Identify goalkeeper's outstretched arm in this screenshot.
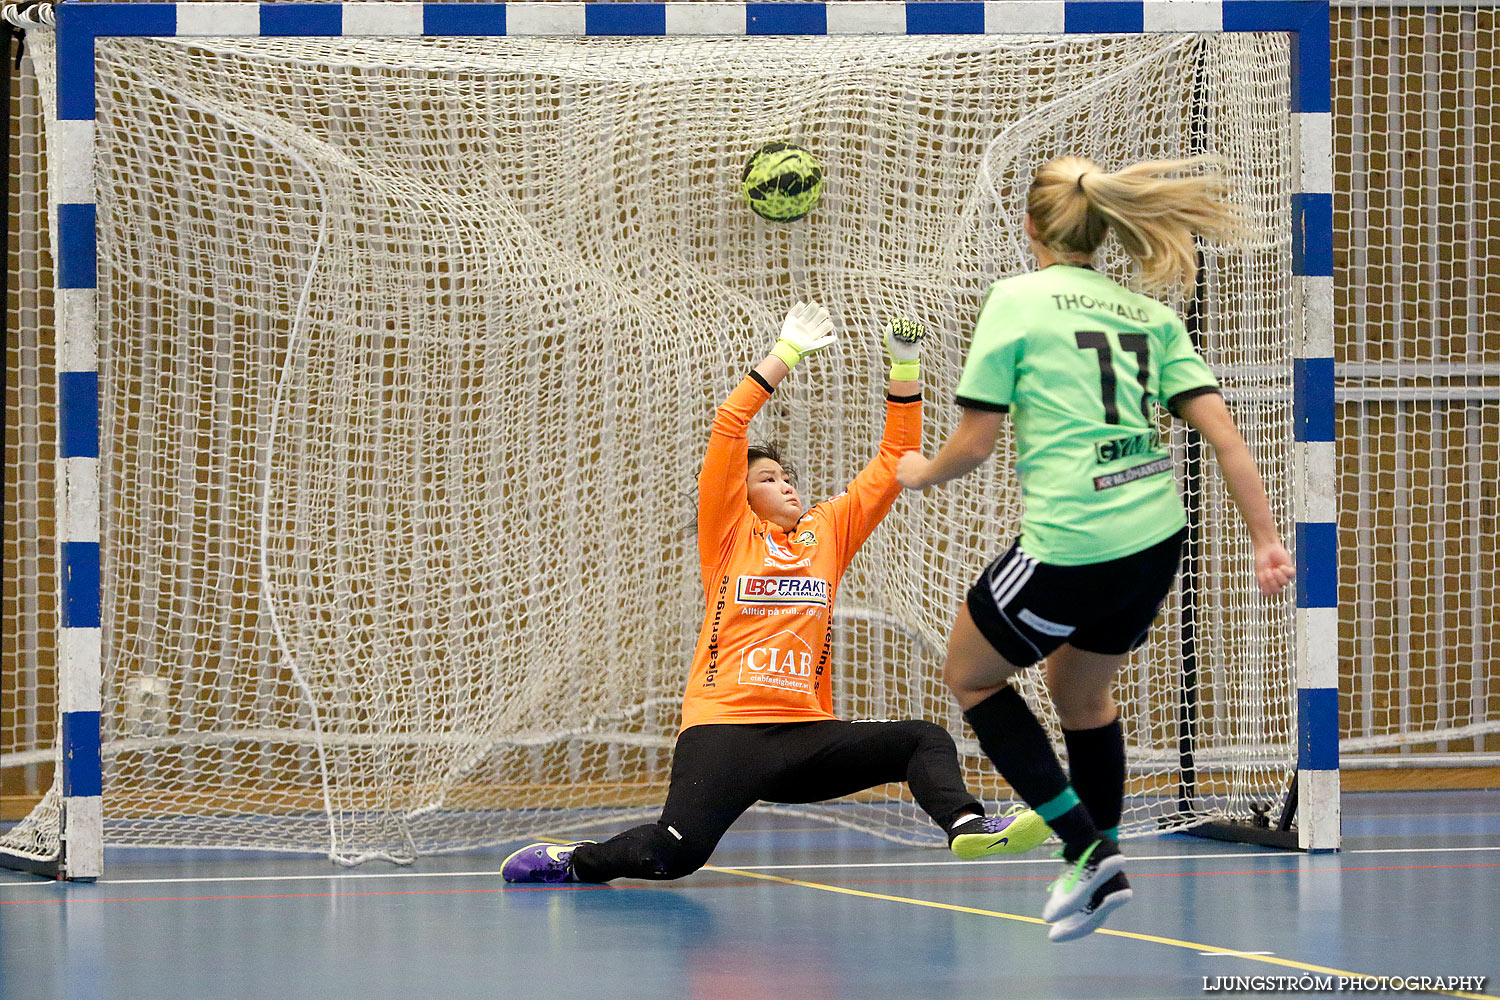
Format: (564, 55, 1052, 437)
(884, 317, 925, 396)
(698, 301, 837, 557)
(818, 318, 929, 562)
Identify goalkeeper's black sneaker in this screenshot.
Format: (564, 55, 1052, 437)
(948, 806, 1051, 859)
(1048, 872, 1132, 942)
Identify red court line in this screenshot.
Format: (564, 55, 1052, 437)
(0, 883, 612, 905)
(3, 861, 1495, 906)
(1136, 862, 1500, 877)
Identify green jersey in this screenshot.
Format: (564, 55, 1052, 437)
(955, 264, 1219, 565)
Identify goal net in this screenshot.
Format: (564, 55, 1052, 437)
(5, 23, 1295, 865)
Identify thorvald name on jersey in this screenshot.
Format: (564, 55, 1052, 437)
(1051, 293, 1150, 323)
(736, 575, 830, 607)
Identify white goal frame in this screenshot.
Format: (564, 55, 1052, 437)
(7, 0, 1338, 880)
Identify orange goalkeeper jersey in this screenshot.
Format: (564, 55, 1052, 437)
(679, 372, 921, 732)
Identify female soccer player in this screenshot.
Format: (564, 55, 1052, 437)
(895, 156, 1296, 942)
(502, 301, 1048, 885)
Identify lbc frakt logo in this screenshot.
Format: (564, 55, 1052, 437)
(736, 575, 830, 607)
(739, 630, 816, 693)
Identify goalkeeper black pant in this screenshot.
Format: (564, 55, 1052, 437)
(569, 719, 981, 883)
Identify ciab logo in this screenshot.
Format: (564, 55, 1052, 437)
(738, 629, 816, 692)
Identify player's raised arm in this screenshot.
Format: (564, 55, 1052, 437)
(895, 407, 1005, 491)
(1176, 392, 1295, 597)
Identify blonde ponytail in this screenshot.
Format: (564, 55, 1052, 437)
(1026, 155, 1242, 294)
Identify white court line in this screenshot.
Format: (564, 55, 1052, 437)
(0, 869, 513, 889)
(1319, 845, 1500, 859)
(711, 843, 1500, 872)
(1, 844, 1497, 891)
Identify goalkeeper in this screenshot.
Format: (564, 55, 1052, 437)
(503, 301, 1049, 885)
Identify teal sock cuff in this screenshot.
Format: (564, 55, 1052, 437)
(1036, 787, 1082, 823)
(1101, 827, 1119, 842)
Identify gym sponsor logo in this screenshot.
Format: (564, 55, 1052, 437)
(736, 575, 829, 607)
(1093, 456, 1172, 491)
(1201, 975, 1487, 993)
(1095, 430, 1161, 465)
(739, 630, 816, 693)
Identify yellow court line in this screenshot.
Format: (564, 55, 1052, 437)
(705, 865, 1496, 1000)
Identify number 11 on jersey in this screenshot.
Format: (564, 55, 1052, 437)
(1075, 330, 1151, 424)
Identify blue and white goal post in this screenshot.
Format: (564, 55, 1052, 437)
(8, 0, 1338, 880)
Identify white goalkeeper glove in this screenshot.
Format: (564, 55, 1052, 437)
(885, 318, 928, 381)
(771, 300, 837, 370)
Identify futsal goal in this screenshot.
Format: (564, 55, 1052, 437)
(3, 0, 1339, 878)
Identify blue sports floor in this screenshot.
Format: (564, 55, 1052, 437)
(2, 790, 1496, 1000)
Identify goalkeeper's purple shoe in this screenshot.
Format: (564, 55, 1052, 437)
(948, 806, 1052, 859)
(501, 841, 594, 883)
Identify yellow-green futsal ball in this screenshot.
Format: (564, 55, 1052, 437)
(741, 141, 824, 222)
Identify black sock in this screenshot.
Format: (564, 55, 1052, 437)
(963, 687, 1106, 860)
(1063, 716, 1126, 837)
(963, 686, 1070, 806)
(1044, 804, 1111, 862)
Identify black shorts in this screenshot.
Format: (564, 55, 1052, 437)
(965, 527, 1187, 666)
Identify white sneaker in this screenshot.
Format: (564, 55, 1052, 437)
(1041, 840, 1126, 923)
(1048, 873, 1132, 942)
